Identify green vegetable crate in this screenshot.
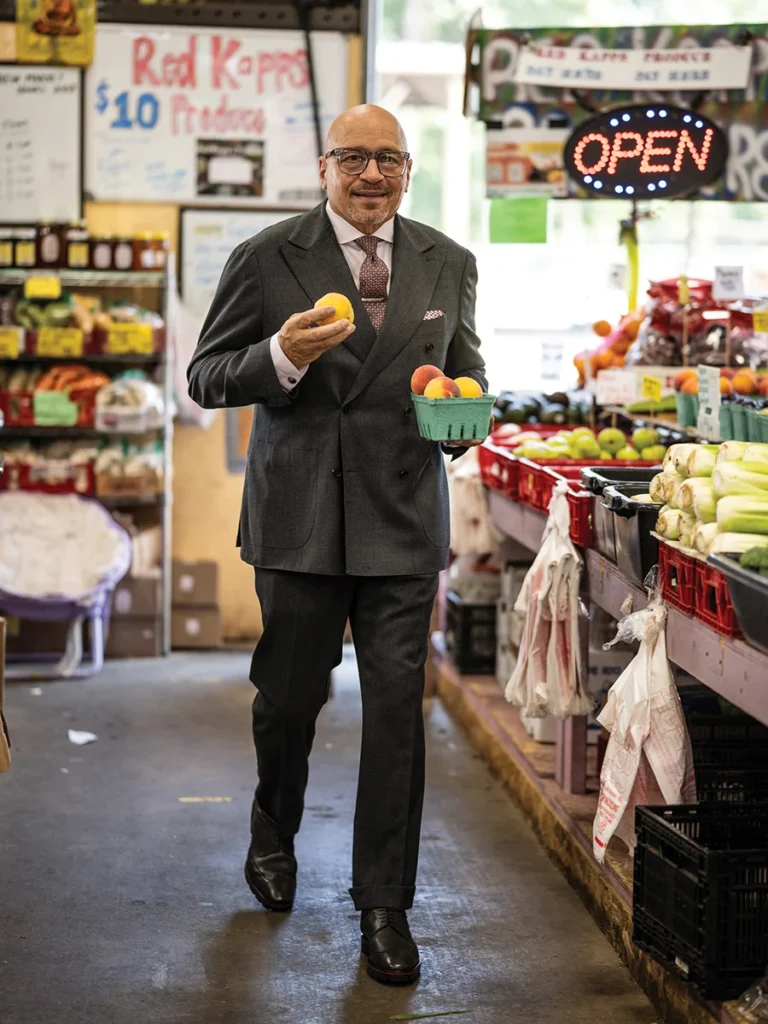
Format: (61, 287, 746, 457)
(719, 404, 768, 443)
(411, 394, 496, 443)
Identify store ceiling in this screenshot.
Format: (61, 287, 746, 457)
(0, 0, 361, 32)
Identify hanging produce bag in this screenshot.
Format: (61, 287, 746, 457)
(447, 446, 501, 556)
(593, 594, 696, 862)
(505, 481, 592, 718)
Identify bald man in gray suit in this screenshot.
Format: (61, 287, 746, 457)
(188, 104, 486, 985)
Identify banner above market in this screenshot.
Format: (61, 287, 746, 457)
(470, 23, 768, 201)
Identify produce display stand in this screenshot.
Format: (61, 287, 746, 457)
(0, 265, 174, 658)
(432, 482, 768, 1024)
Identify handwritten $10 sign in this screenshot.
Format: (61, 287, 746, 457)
(86, 24, 348, 206)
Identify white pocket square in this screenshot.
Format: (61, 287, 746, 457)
(423, 309, 445, 320)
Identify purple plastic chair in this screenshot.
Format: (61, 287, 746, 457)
(0, 494, 132, 680)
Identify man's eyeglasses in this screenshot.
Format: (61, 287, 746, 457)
(325, 148, 410, 178)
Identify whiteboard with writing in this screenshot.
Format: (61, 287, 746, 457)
(85, 24, 348, 207)
(0, 66, 81, 223)
(180, 207, 298, 320)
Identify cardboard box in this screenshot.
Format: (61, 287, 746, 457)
(172, 608, 221, 649)
(172, 560, 219, 607)
(106, 617, 163, 659)
(112, 577, 162, 618)
(5, 617, 70, 655)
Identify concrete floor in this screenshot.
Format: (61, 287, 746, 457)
(0, 648, 658, 1024)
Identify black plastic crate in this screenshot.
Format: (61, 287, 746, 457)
(445, 591, 496, 675)
(633, 803, 768, 1000)
(686, 712, 768, 748)
(695, 765, 768, 803)
(709, 553, 768, 654)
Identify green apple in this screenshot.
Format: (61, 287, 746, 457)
(640, 444, 666, 463)
(597, 427, 627, 455)
(616, 446, 641, 460)
(632, 427, 660, 452)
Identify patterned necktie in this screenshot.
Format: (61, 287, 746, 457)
(355, 235, 388, 333)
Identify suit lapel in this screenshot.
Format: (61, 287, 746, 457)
(343, 216, 444, 407)
(279, 205, 377, 363)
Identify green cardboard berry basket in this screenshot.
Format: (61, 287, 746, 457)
(411, 393, 496, 443)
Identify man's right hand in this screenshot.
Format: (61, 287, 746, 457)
(278, 307, 356, 370)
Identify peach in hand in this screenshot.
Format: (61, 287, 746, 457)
(454, 376, 483, 398)
(423, 376, 461, 399)
(410, 364, 443, 395)
(314, 292, 354, 325)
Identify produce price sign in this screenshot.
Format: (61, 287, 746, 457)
(24, 276, 62, 301)
(697, 365, 722, 441)
(0, 327, 22, 359)
(596, 369, 636, 406)
(641, 375, 662, 404)
(36, 327, 84, 358)
(85, 24, 348, 206)
(105, 323, 154, 355)
(563, 104, 727, 200)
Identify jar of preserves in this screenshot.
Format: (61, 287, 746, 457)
(66, 221, 90, 269)
(132, 232, 155, 271)
(90, 235, 114, 272)
(150, 232, 170, 272)
(36, 222, 65, 268)
(113, 235, 134, 272)
(13, 228, 36, 268)
(0, 227, 12, 268)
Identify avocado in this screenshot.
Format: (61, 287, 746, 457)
(544, 391, 570, 408)
(565, 405, 582, 424)
(500, 404, 525, 424)
(540, 403, 568, 425)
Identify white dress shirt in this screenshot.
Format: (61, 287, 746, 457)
(270, 203, 395, 390)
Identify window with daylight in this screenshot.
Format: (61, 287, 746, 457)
(376, 0, 768, 392)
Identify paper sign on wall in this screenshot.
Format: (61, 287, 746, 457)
(596, 369, 636, 406)
(86, 24, 348, 207)
(513, 43, 752, 91)
(713, 266, 744, 301)
(697, 365, 722, 441)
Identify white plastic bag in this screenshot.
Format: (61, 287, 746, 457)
(593, 596, 696, 862)
(505, 481, 592, 719)
(447, 446, 500, 556)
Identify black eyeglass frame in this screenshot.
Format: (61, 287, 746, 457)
(324, 148, 411, 177)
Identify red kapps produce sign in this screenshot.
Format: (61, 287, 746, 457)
(85, 24, 348, 206)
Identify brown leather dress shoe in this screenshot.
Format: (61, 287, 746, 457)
(361, 908, 420, 985)
(244, 804, 296, 912)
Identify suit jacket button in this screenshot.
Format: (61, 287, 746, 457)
(332, 468, 342, 478)
(399, 469, 408, 477)
(404, 407, 412, 417)
(425, 343, 435, 353)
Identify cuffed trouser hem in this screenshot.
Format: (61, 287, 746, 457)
(349, 885, 416, 911)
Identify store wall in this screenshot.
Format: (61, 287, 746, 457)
(85, 202, 261, 640)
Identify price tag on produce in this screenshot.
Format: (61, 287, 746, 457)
(596, 369, 637, 407)
(37, 327, 84, 358)
(105, 323, 154, 355)
(0, 327, 22, 358)
(753, 309, 768, 333)
(697, 365, 721, 441)
(713, 266, 744, 302)
(24, 276, 62, 300)
(540, 337, 565, 382)
(641, 375, 662, 404)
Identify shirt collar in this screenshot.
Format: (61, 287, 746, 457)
(325, 202, 395, 246)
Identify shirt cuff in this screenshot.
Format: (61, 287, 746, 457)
(270, 333, 308, 391)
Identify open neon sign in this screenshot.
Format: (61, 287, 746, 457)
(563, 104, 727, 199)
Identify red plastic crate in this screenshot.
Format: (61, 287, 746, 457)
(567, 488, 594, 548)
(659, 541, 697, 613)
(2, 459, 96, 496)
(478, 443, 519, 497)
(695, 561, 742, 637)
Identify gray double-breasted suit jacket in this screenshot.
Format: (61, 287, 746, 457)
(187, 202, 487, 577)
